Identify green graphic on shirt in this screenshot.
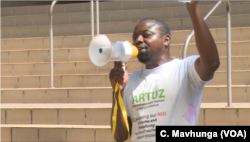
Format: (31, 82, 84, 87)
(132, 89, 165, 104)
(145, 92, 151, 101)
(159, 89, 165, 98)
(139, 93, 145, 102)
(133, 95, 138, 104)
(152, 91, 158, 99)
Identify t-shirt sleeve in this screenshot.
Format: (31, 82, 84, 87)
(185, 55, 214, 90)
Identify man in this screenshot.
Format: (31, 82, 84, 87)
(109, 1, 220, 142)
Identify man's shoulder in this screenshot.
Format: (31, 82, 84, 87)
(182, 55, 200, 63)
(174, 55, 200, 69)
(129, 69, 143, 78)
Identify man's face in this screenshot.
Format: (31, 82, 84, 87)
(132, 20, 164, 63)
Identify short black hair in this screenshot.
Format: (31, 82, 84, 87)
(138, 18, 171, 37)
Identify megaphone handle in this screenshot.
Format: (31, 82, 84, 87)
(122, 61, 126, 73)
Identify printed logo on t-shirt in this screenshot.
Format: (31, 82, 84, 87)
(132, 89, 165, 104)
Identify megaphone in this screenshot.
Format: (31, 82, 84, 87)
(89, 34, 138, 70)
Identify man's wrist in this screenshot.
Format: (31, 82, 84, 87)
(188, 5, 203, 23)
(187, 2, 200, 15)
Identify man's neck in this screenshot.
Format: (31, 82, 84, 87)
(145, 56, 174, 69)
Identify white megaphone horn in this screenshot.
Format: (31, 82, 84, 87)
(89, 34, 138, 70)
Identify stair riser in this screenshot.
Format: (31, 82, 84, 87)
(1, 87, 250, 103)
(1, 71, 250, 88)
(1, 127, 113, 142)
(1, 27, 250, 50)
(1, 108, 249, 125)
(2, 14, 250, 38)
(2, 57, 250, 76)
(2, 2, 250, 28)
(1, 42, 250, 63)
(1, 1, 237, 17)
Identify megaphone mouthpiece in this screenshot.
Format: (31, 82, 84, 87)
(128, 41, 138, 59)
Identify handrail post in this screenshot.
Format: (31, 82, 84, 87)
(96, 0, 99, 35)
(91, 0, 94, 39)
(50, 1, 57, 88)
(226, 1, 232, 107)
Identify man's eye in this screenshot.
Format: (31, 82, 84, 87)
(143, 33, 152, 38)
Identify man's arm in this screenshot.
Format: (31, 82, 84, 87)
(109, 62, 132, 142)
(187, 1, 220, 81)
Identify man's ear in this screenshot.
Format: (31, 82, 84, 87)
(164, 34, 171, 48)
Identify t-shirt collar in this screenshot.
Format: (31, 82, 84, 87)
(142, 58, 177, 76)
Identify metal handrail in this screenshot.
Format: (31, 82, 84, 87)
(182, 1, 231, 107)
(91, 0, 94, 39)
(50, 0, 57, 88)
(226, 1, 231, 107)
(96, 0, 99, 35)
(50, 1, 99, 87)
(91, 0, 100, 39)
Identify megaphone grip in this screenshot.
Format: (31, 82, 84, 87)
(112, 81, 130, 142)
(122, 61, 125, 74)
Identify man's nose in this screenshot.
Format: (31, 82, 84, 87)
(135, 35, 143, 44)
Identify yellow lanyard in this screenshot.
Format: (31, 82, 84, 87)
(112, 81, 130, 142)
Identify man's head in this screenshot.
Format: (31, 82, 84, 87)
(132, 18, 171, 64)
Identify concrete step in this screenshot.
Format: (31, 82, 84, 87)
(1, 103, 250, 126)
(1, 27, 250, 51)
(1, 86, 250, 103)
(2, 2, 250, 28)
(1, 70, 250, 88)
(1, 103, 249, 141)
(1, 103, 111, 125)
(0, 60, 141, 76)
(199, 103, 250, 125)
(1, 1, 238, 17)
(186, 41, 250, 57)
(1, 40, 250, 64)
(1, 14, 250, 38)
(1, 124, 112, 142)
(0, 103, 111, 125)
(1, 56, 250, 76)
(1, 101, 249, 142)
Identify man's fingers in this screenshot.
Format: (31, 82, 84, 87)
(113, 67, 124, 73)
(114, 61, 123, 67)
(114, 62, 127, 68)
(110, 69, 124, 77)
(110, 75, 123, 84)
(110, 69, 124, 80)
(114, 62, 128, 74)
(110, 62, 128, 90)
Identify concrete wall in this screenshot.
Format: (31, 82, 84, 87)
(1, 1, 90, 8)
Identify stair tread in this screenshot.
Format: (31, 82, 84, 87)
(1, 56, 250, 65)
(1, 26, 249, 40)
(0, 124, 110, 128)
(1, 85, 250, 91)
(1, 103, 112, 109)
(1, 70, 250, 78)
(2, 13, 250, 29)
(1, 103, 250, 109)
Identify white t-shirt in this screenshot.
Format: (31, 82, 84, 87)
(124, 55, 213, 142)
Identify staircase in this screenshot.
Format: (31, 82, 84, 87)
(1, 1, 250, 142)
